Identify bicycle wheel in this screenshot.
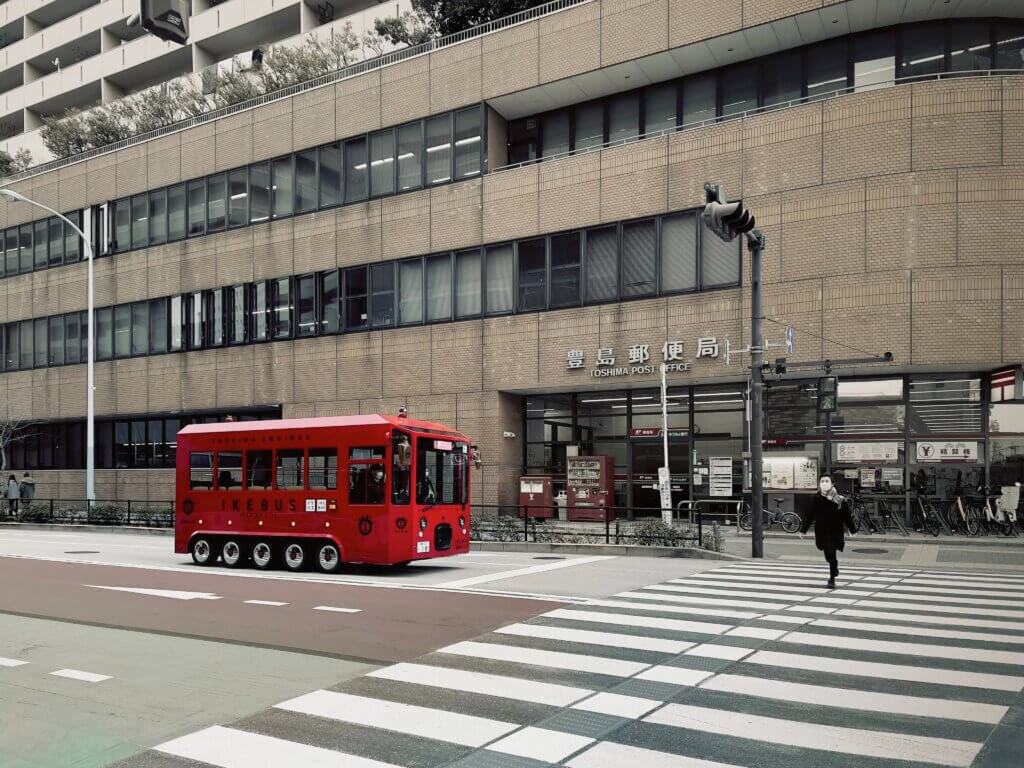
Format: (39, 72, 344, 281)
(738, 511, 753, 531)
(780, 512, 801, 534)
(964, 506, 980, 536)
(924, 512, 940, 537)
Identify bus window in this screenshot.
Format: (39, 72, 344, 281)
(417, 439, 467, 504)
(309, 449, 338, 489)
(392, 432, 411, 504)
(190, 452, 213, 490)
(276, 449, 304, 489)
(349, 446, 386, 504)
(247, 450, 272, 489)
(217, 452, 243, 490)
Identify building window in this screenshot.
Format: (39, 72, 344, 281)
(272, 157, 294, 218)
(550, 232, 581, 308)
(170, 295, 184, 352)
(65, 312, 80, 364)
(721, 62, 759, 116)
(229, 284, 247, 344)
(96, 308, 112, 361)
(399, 259, 423, 325)
(246, 449, 272, 489)
(574, 102, 603, 151)
(950, 22, 992, 71)
(272, 277, 292, 340)
(900, 24, 946, 81)
(371, 263, 395, 328)
(276, 449, 304, 489)
(807, 38, 848, 99)
(683, 72, 716, 125)
(455, 248, 481, 319)
(702, 217, 741, 287)
(517, 238, 547, 312)
(114, 305, 131, 358)
(295, 149, 318, 213)
(48, 217, 64, 266)
(18, 224, 32, 272)
(344, 137, 368, 202)
(114, 199, 130, 253)
(19, 320, 32, 369)
(644, 83, 677, 135)
(661, 212, 697, 293)
(508, 116, 538, 164)
(320, 269, 340, 334)
(485, 243, 514, 315)
(370, 129, 396, 197)
(207, 173, 227, 231)
(33, 220, 47, 269)
(190, 451, 213, 489)
(397, 122, 423, 191)
(309, 449, 338, 489)
(426, 114, 452, 185)
(33, 318, 46, 368)
(995, 23, 1024, 69)
(319, 144, 342, 207)
(65, 210, 82, 262)
(608, 93, 640, 144)
(854, 30, 896, 91)
(228, 168, 248, 227)
(168, 184, 187, 241)
(150, 298, 168, 354)
(763, 50, 802, 107)
(48, 316, 64, 366)
(249, 163, 270, 223)
(455, 107, 482, 178)
(542, 110, 570, 158)
(5, 229, 17, 274)
(344, 266, 368, 330)
(3, 324, 17, 371)
(426, 254, 452, 322)
(148, 420, 164, 467)
(296, 274, 317, 337)
(187, 179, 207, 237)
(149, 189, 167, 245)
(188, 292, 204, 350)
(207, 288, 225, 347)
(251, 282, 269, 341)
(621, 220, 656, 298)
(131, 301, 149, 356)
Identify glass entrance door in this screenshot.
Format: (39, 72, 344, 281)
(629, 438, 689, 517)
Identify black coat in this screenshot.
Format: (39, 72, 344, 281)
(801, 493, 857, 551)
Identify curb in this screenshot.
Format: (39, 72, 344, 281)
(0, 522, 173, 536)
(471, 541, 743, 559)
(751, 532, 1024, 547)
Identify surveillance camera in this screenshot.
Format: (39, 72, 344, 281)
(503, 431, 516, 439)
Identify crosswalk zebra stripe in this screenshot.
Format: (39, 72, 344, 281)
(366, 663, 591, 707)
(684, 643, 754, 661)
(779, 630, 1024, 666)
(0, 657, 28, 667)
(643, 703, 983, 767)
(745, 649, 1024, 692)
(807, 596, 858, 605)
(688, 570, 857, 583)
(614, 591, 787, 612)
(275, 690, 518, 748)
(495, 622, 694, 654)
(156, 726, 401, 768)
(699, 673, 1009, 724)
(685, 574, 855, 589)
(834, 606, 1024, 631)
(810, 617, 1024, 645)
(574, 601, 742, 627)
(758, 613, 813, 624)
(881, 583, 1024, 599)
(437, 640, 650, 677)
(635, 666, 715, 686)
(724, 626, 787, 640)
(544, 608, 734, 635)
(572, 692, 663, 719)
(485, 726, 595, 762)
(784, 605, 835, 614)
(852, 598, 1024, 620)
(652, 580, 831, 596)
(866, 589, 1024, 609)
(567, 741, 744, 768)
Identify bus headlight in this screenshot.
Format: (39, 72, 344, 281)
(419, 516, 428, 530)
(458, 516, 465, 528)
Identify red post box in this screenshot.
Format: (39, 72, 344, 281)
(519, 476, 555, 519)
(566, 455, 616, 522)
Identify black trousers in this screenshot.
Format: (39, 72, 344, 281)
(823, 547, 839, 580)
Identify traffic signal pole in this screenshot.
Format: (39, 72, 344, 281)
(748, 229, 765, 559)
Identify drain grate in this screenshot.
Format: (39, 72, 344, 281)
(851, 547, 888, 555)
(532, 556, 565, 560)
(64, 550, 100, 554)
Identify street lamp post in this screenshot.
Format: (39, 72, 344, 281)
(0, 188, 95, 505)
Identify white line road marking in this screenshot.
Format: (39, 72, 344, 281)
(546, 608, 734, 635)
(244, 600, 288, 606)
(686, 574, 855, 588)
(572, 692, 662, 719)
(84, 585, 221, 600)
(835, 607, 1024, 632)
(486, 726, 595, 763)
(700, 673, 1008, 724)
(276, 690, 517, 748)
(745, 649, 1024, 692)
(852, 598, 1024, 620)
(368, 663, 590, 707)
(684, 644, 754, 661)
(585, 598, 757, 620)
(757, 613, 813, 625)
(568, 741, 745, 768)
(0, 657, 28, 667)
(784, 605, 835, 615)
(435, 555, 614, 589)
(636, 666, 714, 687)
(50, 669, 111, 683)
(644, 703, 983, 767)
(654, 582, 847, 597)
(437, 641, 649, 677)
(156, 726, 400, 768)
(614, 591, 786, 613)
(807, 596, 858, 605)
(312, 606, 362, 614)
(867, 590, 1024, 609)
(811, 617, 1024, 645)
(495, 623, 693, 654)
(890, 582, 1024, 597)
(780, 631, 1024, 666)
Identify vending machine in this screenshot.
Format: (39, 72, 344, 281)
(566, 455, 616, 521)
(518, 476, 555, 519)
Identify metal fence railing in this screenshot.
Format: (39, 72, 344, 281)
(1, 499, 174, 528)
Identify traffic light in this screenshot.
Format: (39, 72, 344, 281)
(702, 183, 756, 242)
(140, 0, 189, 45)
(818, 376, 838, 412)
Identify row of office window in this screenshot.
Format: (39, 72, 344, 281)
(508, 19, 1024, 163)
(3, 410, 280, 472)
(0, 208, 739, 371)
(0, 106, 483, 283)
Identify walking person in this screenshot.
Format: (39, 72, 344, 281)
(6, 474, 19, 516)
(19, 471, 35, 504)
(800, 474, 857, 589)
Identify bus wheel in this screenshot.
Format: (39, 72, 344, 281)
(221, 539, 244, 568)
(191, 537, 215, 566)
(317, 543, 342, 573)
(251, 541, 274, 570)
(283, 542, 307, 571)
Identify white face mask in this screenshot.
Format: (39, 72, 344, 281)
(819, 478, 833, 494)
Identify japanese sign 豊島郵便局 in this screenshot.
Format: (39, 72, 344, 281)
(565, 338, 724, 378)
(915, 441, 977, 463)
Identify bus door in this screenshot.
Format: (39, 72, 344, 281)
(346, 444, 388, 560)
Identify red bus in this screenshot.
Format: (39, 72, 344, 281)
(174, 414, 472, 570)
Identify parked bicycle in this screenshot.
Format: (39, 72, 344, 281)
(738, 497, 802, 533)
(911, 485, 941, 537)
(944, 472, 981, 536)
(848, 490, 882, 534)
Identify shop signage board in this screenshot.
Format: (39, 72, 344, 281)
(915, 441, 977, 463)
(835, 442, 900, 463)
(747, 455, 819, 491)
(859, 468, 876, 486)
(628, 428, 689, 438)
(881, 467, 904, 487)
(709, 457, 733, 497)
(566, 338, 723, 378)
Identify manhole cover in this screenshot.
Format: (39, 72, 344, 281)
(852, 548, 888, 555)
(64, 550, 100, 554)
(532, 556, 565, 560)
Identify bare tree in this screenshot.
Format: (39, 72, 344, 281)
(0, 418, 39, 475)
